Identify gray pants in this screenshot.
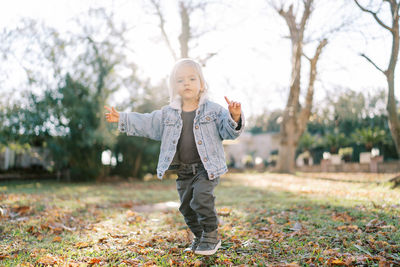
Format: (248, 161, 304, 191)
(176, 163, 219, 236)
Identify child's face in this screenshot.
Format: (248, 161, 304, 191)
(175, 64, 203, 103)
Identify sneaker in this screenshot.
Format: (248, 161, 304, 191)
(194, 230, 221, 255)
(184, 236, 201, 253)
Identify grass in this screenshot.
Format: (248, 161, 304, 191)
(0, 171, 399, 266)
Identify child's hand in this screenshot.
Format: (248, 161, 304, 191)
(104, 106, 120, 123)
(224, 96, 241, 122)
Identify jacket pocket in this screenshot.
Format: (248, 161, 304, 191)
(164, 116, 179, 126)
(199, 113, 217, 124)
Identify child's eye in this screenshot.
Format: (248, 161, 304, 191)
(190, 78, 196, 81)
(177, 80, 183, 83)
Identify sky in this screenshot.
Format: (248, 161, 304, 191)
(0, 0, 397, 117)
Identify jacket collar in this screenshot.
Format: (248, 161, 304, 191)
(169, 93, 208, 110)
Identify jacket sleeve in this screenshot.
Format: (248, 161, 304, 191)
(118, 109, 163, 141)
(216, 106, 245, 140)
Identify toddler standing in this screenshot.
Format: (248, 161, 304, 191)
(105, 58, 244, 255)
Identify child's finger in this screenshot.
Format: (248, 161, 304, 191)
(112, 107, 117, 113)
(104, 106, 112, 112)
(224, 96, 231, 105)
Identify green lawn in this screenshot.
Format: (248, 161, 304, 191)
(0, 172, 399, 266)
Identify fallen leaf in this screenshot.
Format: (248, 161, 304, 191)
(266, 217, 276, 225)
(121, 259, 141, 265)
(98, 237, 108, 243)
(332, 212, 354, 222)
(37, 254, 62, 265)
(118, 202, 133, 208)
(286, 262, 300, 267)
(337, 225, 359, 232)
(88, 258, 103, 264)
(75, 242, 91, 249)
(323, 249, 339, 256)
(13, 205, 31, 215)
(30, 248, 47, 258)
(193, 259, 203, 267)
(327, 258, 345, 266)
(16, 263, 34, 267)
(52, 236, 62, 242)
(217, 207, 231, 216)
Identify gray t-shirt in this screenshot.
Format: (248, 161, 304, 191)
(177, 110, 201, 164)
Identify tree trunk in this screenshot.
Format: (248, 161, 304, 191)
(179, 1, 190, 58)
(277, 118, 297, 172)
(354, 0, 400, 156)
(386, 73, 400, 154)
(132, 152, 142, 178)
(275, 1, 328, 173)
(386, 1, 400, 155)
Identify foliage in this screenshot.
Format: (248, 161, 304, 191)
(338, 147, 353, 156)
(302, 88, 397, 161)
(247, 109, 282, 134)
(297, 131, 319, 152)
(323, 131, 349, 154)
(352, 127, 389, 151)
(0, 8, 167, 179)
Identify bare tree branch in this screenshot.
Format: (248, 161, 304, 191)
(354, 0, 393, 32)
(299, 0, 313, 33)
(149, 0, 178, 60)
(278, 4, 299, 41)
(298, 38, 328, 137)
(360, 53, 386, 74)
(197, 52, 217, 67)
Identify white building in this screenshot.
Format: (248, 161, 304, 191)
(223, 132, 280, 168)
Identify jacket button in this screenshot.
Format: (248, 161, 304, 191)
(203, 157, 208, 162)
(206, 116, 210, 121)
(198, 140, 202, 145)
(210, 174, 214, 178)
(121, 123, 125, 126)
(172, 140, 176, 144)
(195, 125, 199, 129)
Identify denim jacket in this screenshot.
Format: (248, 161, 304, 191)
(118, 97, 245, 180)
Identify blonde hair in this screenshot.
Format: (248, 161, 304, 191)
(168, 58, 208, 104)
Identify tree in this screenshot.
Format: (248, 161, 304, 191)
(0, 8, 141, 180)
(273, 0, 328, 172)
(352, 127, 389, 151)
(148, 0, 218, 64)
(354, 0, 400, 156)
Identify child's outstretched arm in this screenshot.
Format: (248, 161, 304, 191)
(104, 105, 163, 141)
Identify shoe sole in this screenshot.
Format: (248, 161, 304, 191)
(194, 240, 221, 256)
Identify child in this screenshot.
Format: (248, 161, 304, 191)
(104, 58, 244, 255)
